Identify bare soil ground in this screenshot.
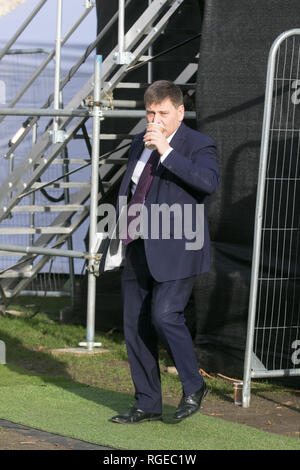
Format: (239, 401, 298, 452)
(202, 390, 300, 440)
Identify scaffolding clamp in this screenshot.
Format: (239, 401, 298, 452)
(49, 129, 67, 144)
(84, 0, 95, 8)
(84, 96, 105, 119)
(113, 51, 135, 65)
(85, 253, 102, 277)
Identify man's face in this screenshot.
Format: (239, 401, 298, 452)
(145, 97, 184, 137)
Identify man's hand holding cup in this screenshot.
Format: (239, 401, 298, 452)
(144, 122, 169, 155)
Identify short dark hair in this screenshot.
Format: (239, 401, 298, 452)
(144, 80, 183, 108)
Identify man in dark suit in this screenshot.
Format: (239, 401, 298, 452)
(101, 80, 219, 423)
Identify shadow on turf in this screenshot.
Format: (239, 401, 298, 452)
(0, 328, 203, 425)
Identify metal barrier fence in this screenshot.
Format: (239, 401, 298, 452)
(243, 29, 300, 407)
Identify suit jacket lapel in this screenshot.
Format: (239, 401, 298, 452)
(155, 122, 186, 178)
(168, 121, 186, 152)
(132, 134, 145, 161)
(145, 123, 187, 205)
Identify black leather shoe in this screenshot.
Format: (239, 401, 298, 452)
(110, 407, 162, 424)
(174, 382, 208, 421)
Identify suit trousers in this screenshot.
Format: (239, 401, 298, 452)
(121, 238, 204, 414)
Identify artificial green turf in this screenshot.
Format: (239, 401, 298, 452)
(0, 364, 299, 450)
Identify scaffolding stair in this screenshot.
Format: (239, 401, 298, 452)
(0, 0, 199, 300)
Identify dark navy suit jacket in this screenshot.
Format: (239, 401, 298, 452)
(100, 122, 219, 282)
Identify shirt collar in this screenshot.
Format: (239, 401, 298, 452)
(167, 127, 178, 143)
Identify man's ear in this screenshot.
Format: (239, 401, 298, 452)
(178, 104, 185, 122)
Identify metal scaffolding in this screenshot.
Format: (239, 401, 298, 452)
(0, 0, 198, 351)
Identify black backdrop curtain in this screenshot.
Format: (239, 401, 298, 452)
(194, 0, 300, 374)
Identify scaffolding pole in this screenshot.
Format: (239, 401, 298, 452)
(52, 0, 63, 142)
(79, 55, 103, 351)
(0, 108, 196, 119)
(0, 243, 86, 259)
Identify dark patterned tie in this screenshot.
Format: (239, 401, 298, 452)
(122, 150, 160, 245)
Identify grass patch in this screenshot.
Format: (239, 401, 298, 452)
(0, 296, 299, 450)
(0, 364, 299, 450)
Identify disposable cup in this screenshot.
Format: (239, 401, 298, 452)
(233, 382, 243, 406)
(145, 122, 166, 150)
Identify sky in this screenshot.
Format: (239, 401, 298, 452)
(0, 0, 97, 47)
